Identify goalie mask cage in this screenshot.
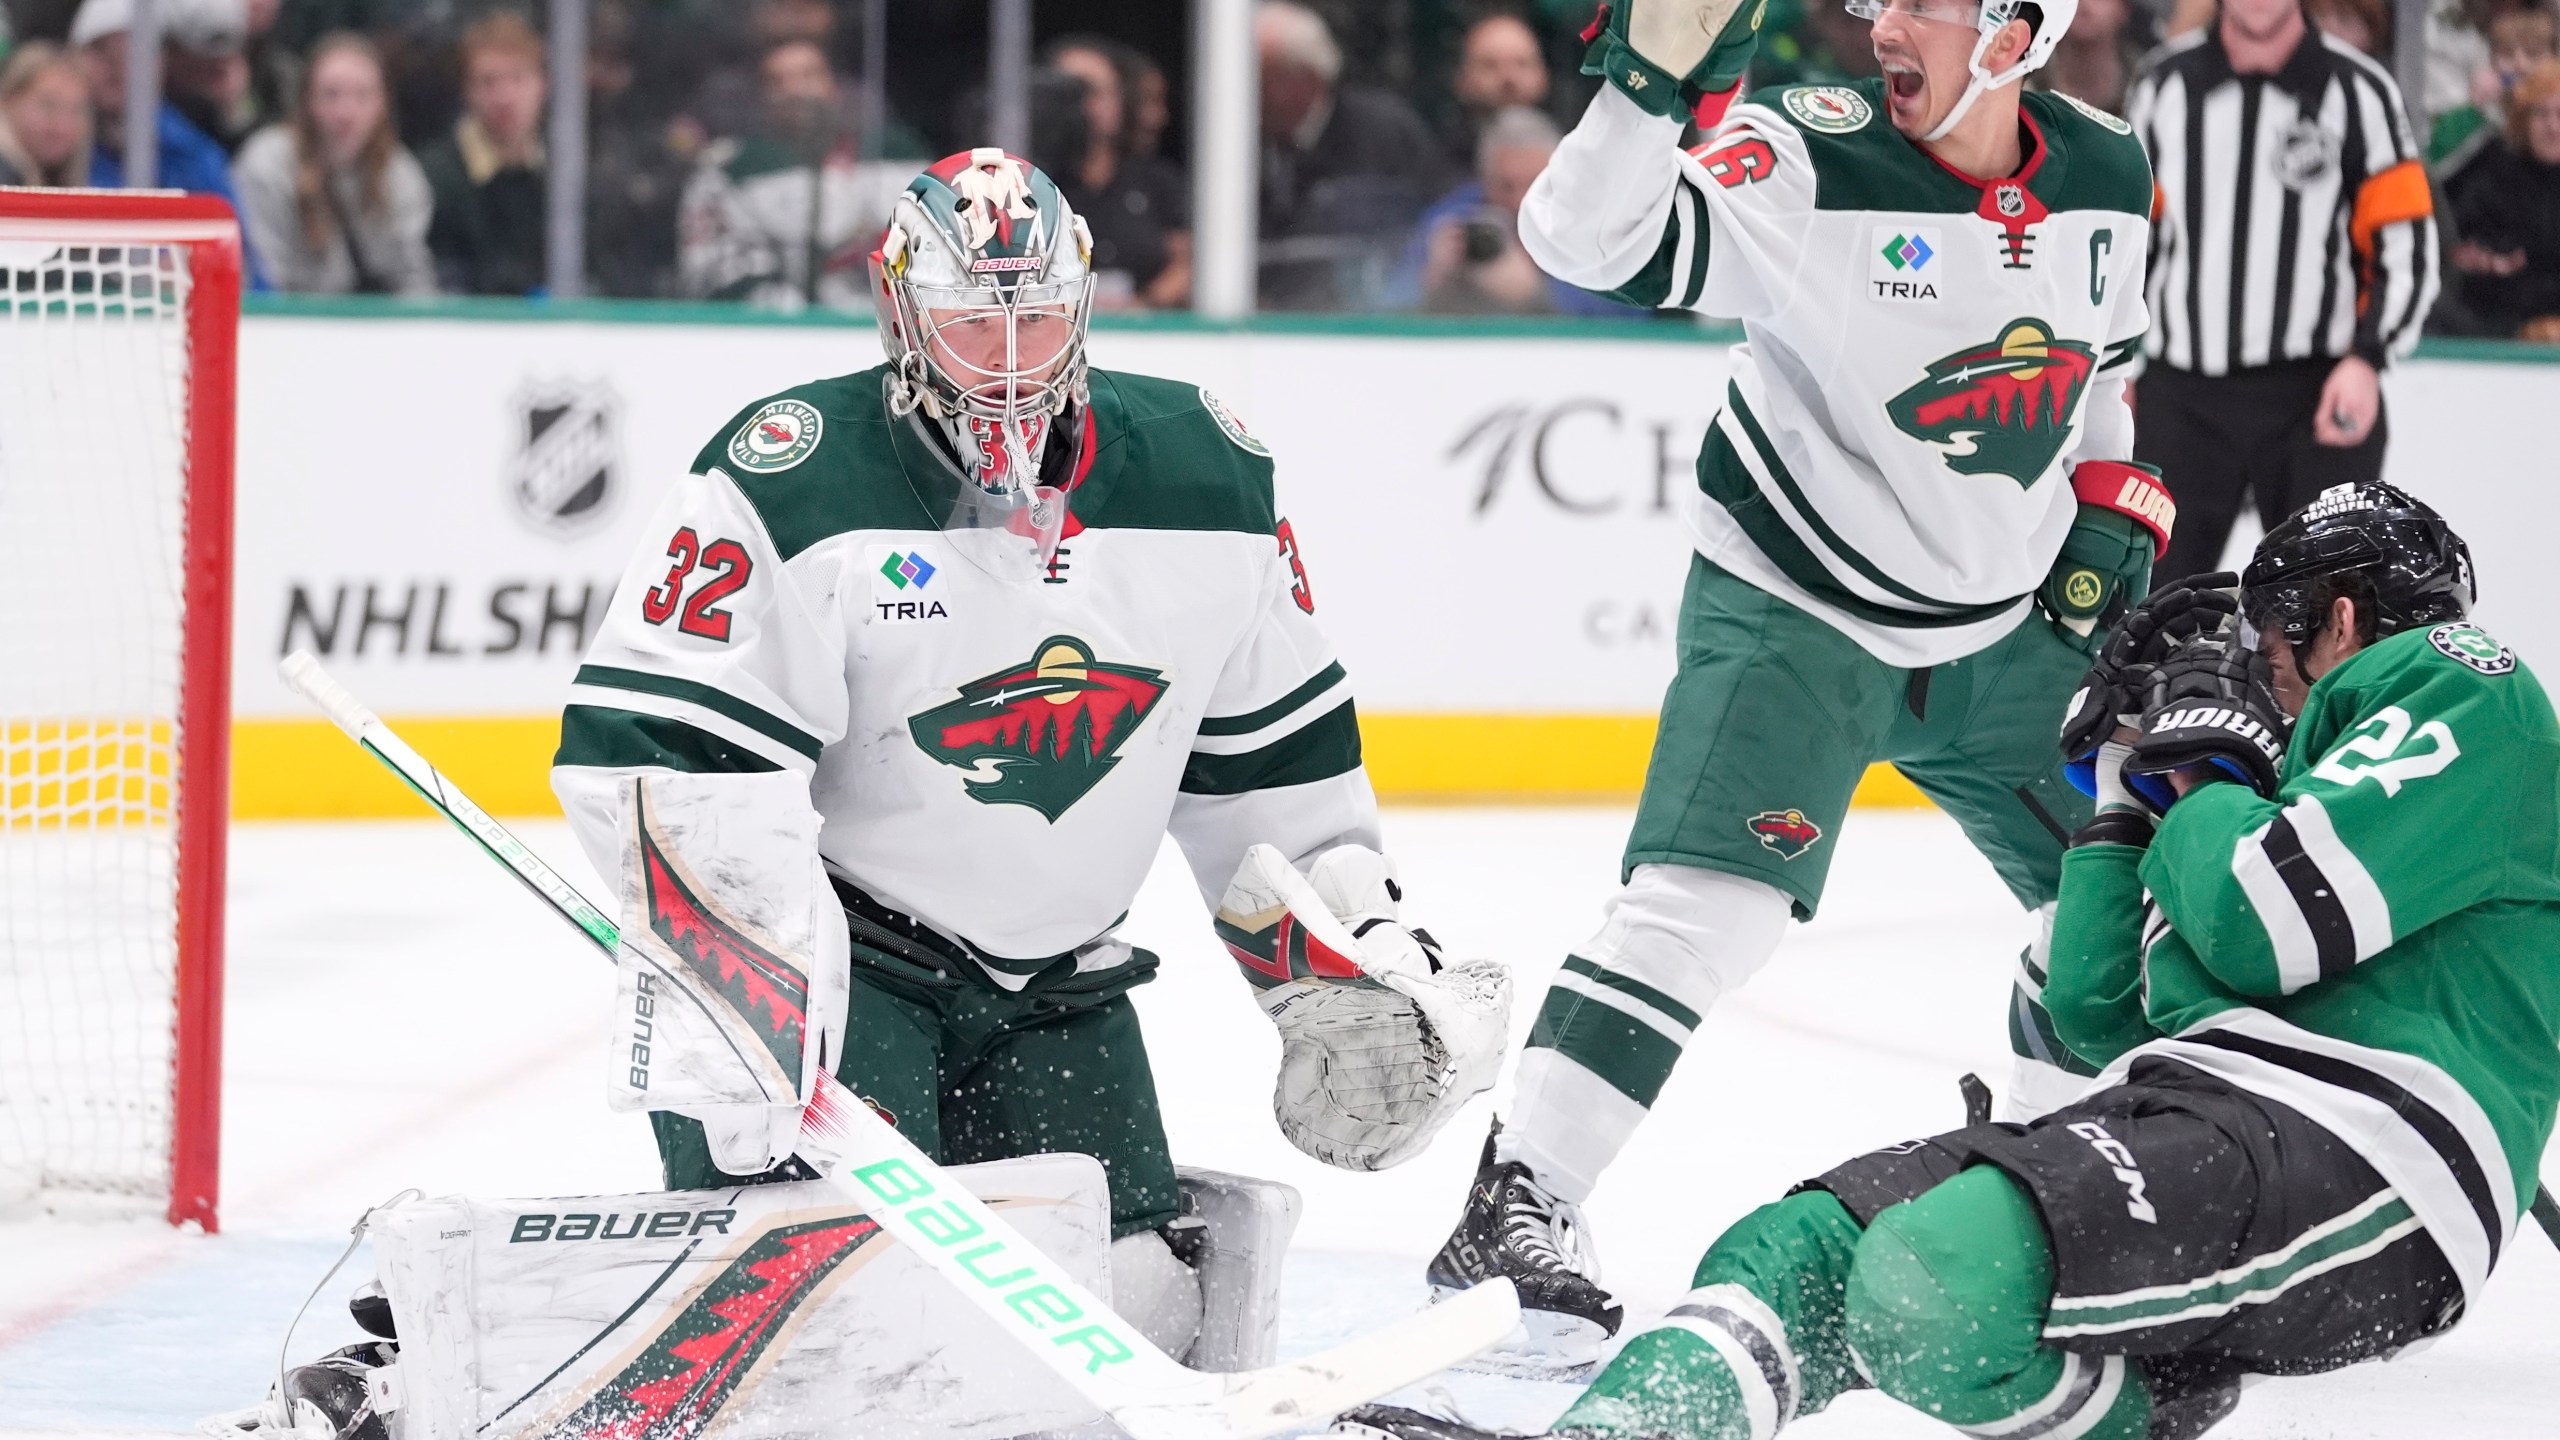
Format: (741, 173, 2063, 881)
(0, 189, 235, 1231)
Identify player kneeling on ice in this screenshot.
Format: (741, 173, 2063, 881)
(545, 149, 1507, 1353)
(1342, 481, 2560, 1440)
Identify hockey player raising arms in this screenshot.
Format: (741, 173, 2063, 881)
(1349, 482, 2560, 1440)
(550, 150, 1508, 1352)
(1428, 0, 2171, 1353)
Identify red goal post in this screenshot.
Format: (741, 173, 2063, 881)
(0, 188, 236, 1230)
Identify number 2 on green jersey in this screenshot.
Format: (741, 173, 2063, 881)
(2312, 704, 2459, 797)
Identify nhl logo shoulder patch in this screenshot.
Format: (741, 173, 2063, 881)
(2056, 92, 2134, 135)
(1198, 387, 1271, 457)
(2428, 622, 2516, 676)
(1783, 86, 1873, 134)
(727, 398, 824, 475)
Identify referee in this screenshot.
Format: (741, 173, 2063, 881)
(2127, 0, 2440, 582)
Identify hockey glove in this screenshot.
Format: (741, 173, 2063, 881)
(1218, 844, 1512, 1172)
(2126, 633, 2288, 803)
(1579, 0, 1769, 118)
(2059, 571, 2243, 776)
(2040, 462, 2178, 657)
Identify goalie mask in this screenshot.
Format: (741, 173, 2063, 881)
(873, 148, 1096, 576)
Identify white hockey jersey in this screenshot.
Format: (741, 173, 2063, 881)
(1522, 80, 2155, 667)
(553, 367, 1379, 986)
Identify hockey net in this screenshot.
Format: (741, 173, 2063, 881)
(0, 190, 236, 1229)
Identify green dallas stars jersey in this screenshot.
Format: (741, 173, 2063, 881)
(2048, 623, 2560, 1304)
(552, 366, 1376, 984)
(1520, 80, 2153, 667)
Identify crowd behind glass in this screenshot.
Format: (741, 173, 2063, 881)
(0, 0, 2551, 338)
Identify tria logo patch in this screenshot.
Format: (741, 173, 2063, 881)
(1887, 318, 2096, 485)
(907, 636, 1168, 820)
(1747, 808, 1823, 859)
(868, 545, 951, 624)
(1870, 226, 1942, 304)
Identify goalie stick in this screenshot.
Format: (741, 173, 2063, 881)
(277, 651, 1519, 1440)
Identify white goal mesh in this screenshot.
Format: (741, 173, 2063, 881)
(0, 236, 199, 1209)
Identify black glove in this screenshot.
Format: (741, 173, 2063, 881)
(2059, 572, 2242, 765)
(2126, 632, 2288, 801)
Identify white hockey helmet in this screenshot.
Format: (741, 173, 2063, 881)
(1935, 0, 2076, 139)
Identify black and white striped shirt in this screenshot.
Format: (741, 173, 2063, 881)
(2128, 27, 2439, 376)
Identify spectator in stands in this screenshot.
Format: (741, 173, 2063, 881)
(1752, 0, 1884, 87)
(1125, 46, 1173, 160)
(2037, 0, 2149, 113)
(2307, 0, 2392, 57)
(1388, 104, 1641, 317)
(234, 32, 432, 295)
(0, 42, 91, 187)
(1256, 0, 1450, 310)
(2431, 6, 2556, 167)
(155, 0, 256, 153)
(421, 12, 549, 297)
(73, 0, 265, 285)
(1047, 35, 1192, 310)
(677, 37, 905, 311)
(684, 0, 837, 154)
(1439, 12, 1549, 171)
(2444, 57, 2560, 338)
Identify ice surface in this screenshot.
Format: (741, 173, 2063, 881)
(0, 808, 2550, 1438)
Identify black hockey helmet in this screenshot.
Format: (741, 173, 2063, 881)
(2242, 480, 2474, 663)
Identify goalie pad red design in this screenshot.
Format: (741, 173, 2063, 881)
(372, 1156, 1114, 1440)
(2072, 459, 2177, 558)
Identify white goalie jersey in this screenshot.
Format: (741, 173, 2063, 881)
(553, 366, 1380, 983)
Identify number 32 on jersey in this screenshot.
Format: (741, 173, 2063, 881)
(640, 526, 753, 642)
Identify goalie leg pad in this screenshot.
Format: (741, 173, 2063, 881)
(1177, 1165, 1302, 1372)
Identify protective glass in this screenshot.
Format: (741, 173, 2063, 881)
(1846, 0, 1984, 26)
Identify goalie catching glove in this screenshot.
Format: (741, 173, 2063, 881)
(1218, 845, 1511, 1171)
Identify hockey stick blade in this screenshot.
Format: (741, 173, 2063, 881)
(278, 651, 1520, 1439)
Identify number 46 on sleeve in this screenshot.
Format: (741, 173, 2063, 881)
(640, 527, 754, 642)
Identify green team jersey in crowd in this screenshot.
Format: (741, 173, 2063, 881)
(2050, 622, 2560, 1303)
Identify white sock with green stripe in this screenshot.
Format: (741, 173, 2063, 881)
(1502, 864, 1791, 1202)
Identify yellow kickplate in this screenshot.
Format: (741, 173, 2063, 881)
(229, 713, 1934, 818)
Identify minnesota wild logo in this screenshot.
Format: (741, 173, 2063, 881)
(908, 636, 1168, 820)
(1886, 318, 2095, 486)
(1747, 809, 1824, 860)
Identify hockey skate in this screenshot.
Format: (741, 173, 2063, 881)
(1427, 1130, 1622, 1375)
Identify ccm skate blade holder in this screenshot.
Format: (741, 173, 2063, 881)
(279, 650, 1520, 1440)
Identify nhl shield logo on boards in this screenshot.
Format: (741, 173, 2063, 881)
(510, 381, 621, 536)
